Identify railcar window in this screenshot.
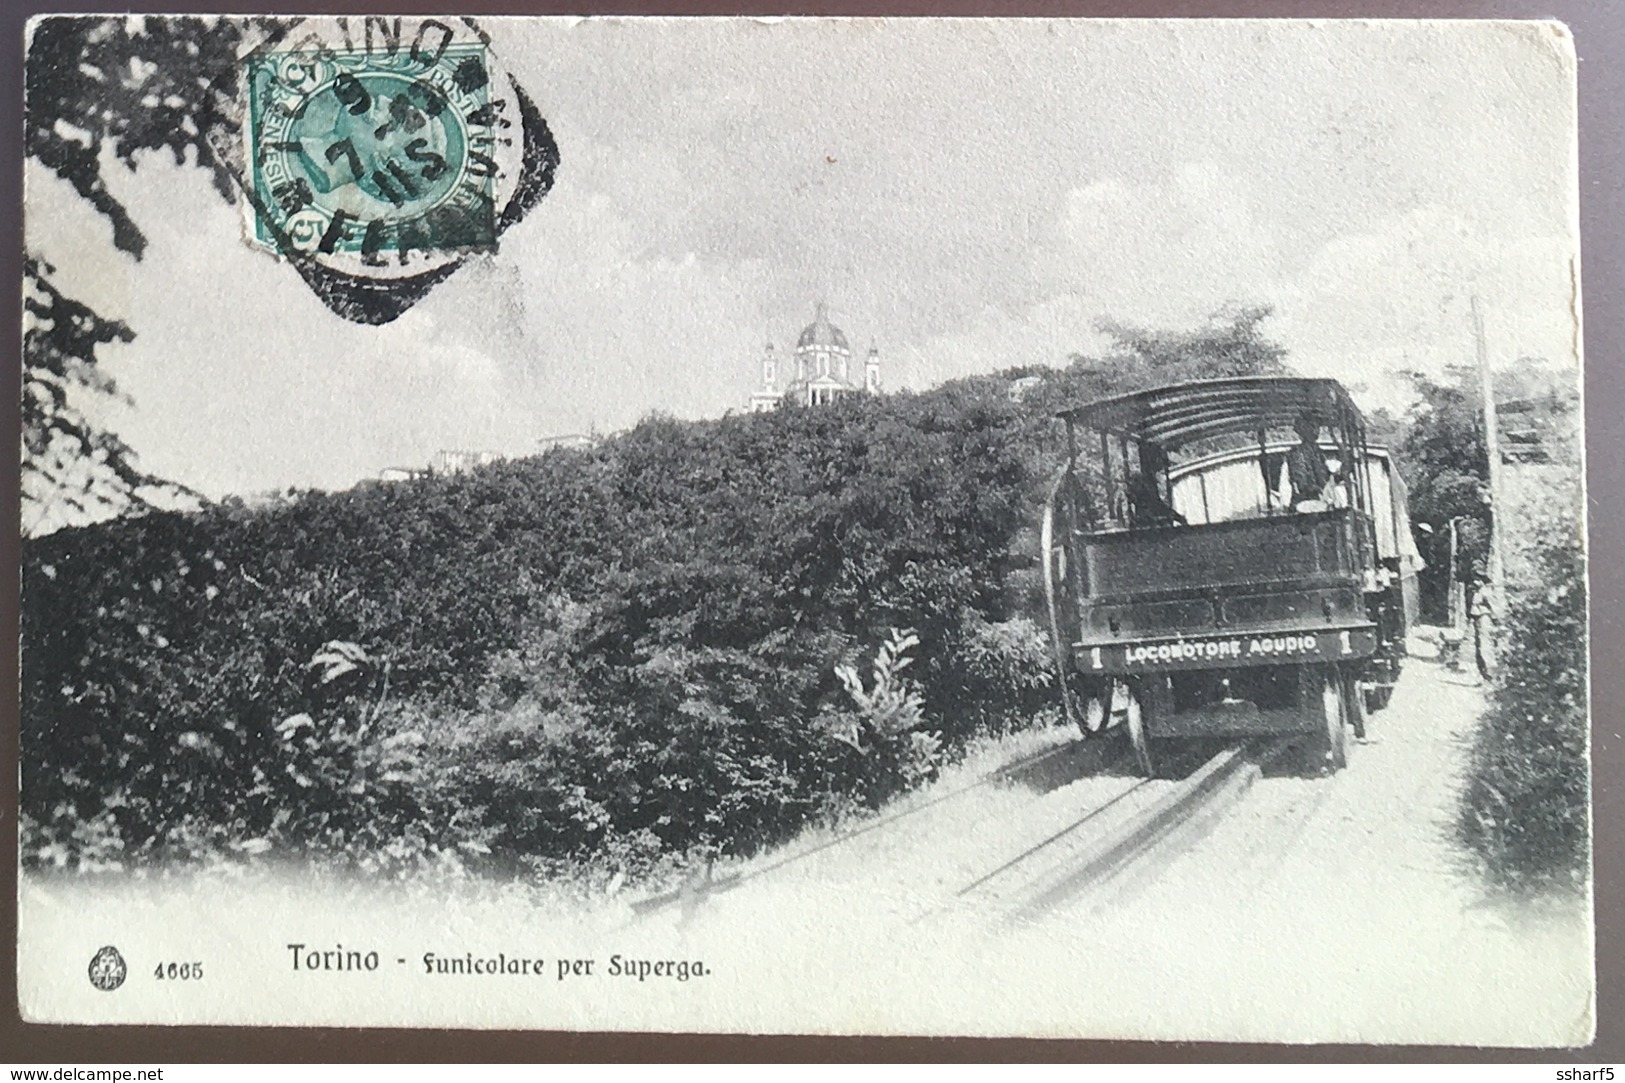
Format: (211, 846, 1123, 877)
(1170, 458, 1271, 525)
(1170, 445, 1355, 526)
(1168, 448, 1422, 569)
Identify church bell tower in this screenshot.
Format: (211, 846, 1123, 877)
(749, 341, 782, 413)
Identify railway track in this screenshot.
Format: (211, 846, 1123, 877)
(1008, 743, 1277, 921)
(628, 732, 1301, 928)
(937, 738, 1296, 925)
(625, 728, 1116, 921)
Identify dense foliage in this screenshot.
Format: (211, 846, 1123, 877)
(21, 379, 1039, 877)
(1386, 361, 1590, 896)
(1394, 368, 1493, 622)
(23, 257, 143, 530)
(22, 313, 1288, 880)
(1454, 462, 1589, 896)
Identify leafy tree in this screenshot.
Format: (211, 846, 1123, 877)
(1397, 368, 1490, 524)
(1362, 405, 1409, 456)
(26, 16, 246, 259)
(1020, 305, 1287, 425)
(1393, 367, 1492, 619)
(1093, 303, 1288, 381)
(23, 17, 249, 531)
(23, 257, 134, 529)
(22, 253, 205, 533)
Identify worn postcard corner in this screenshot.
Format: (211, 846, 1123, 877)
(19, 15, 1591, 1044)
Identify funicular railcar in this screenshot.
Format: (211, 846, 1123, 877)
(1041, 377, 1420, 775)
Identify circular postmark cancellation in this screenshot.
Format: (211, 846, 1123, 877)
(243, 19, 529, 281)
(88, 945, 127, 992)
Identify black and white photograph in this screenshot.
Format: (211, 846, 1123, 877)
(17, 15, 1591, 1043)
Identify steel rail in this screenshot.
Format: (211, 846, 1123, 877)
(625, 731, 1124, 920)
(954, 777, 1153, 898)
(1003, 740, 1290, 922)
(901, 744, 1220, 928)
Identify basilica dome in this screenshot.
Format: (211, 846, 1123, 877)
(796, 303, 850, 352)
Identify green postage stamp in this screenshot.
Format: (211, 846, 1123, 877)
(245, 35, 501, 259)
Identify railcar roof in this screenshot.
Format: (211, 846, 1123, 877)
(1167, 438, 1394, 480)
(1058, 376, 1364, 448)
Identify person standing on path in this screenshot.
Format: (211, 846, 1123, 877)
(1469, 578, 1498, 681)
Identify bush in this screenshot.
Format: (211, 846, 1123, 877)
(21, 380, 1063, 876)
(944, 613, 1058, 736)
(825, 628, 943, 807)
(1456, 473, 1589, 896)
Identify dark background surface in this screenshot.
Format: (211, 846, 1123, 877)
(2, 0, 1619, 1063)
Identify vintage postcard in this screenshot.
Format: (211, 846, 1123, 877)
(19, 16, 1591, 1043)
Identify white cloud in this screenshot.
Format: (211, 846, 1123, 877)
(1278, 205, 1577, 409)
(1038, 164, 1284, 326)
(908, 162, 1288, 388)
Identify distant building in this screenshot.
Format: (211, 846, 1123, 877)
(536, 433, 601, 452)
(378, 437, 601, 485)
(433, 449, 504, 474)
(1499, 393, 1578, 464)
(1494, 360, 1580, 465)
(750, 303, 881, 411)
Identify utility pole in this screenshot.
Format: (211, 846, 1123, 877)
(1471, 295, 1505, 598)
(1470, 295, 1505, 680)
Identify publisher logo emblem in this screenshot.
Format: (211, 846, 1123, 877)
(88, 945, 127, 992)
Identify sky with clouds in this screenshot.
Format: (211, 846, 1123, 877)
(26, 17, 1579, 499)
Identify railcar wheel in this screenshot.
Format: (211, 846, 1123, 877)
(1081, 688, 1108, 734)
(1123, 683, 1155, 777)
(1345, 674, 1368, 740)
(1320, 670, 1348, 771)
